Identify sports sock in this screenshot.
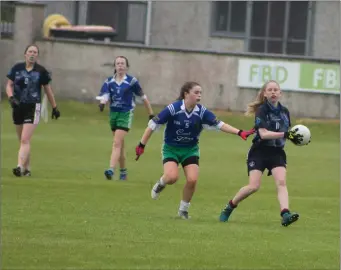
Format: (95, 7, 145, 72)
(17, 165, 24, 173)
(159, 177, 165, 186)
(179, 200, 190, 212)
(229, 200, 237, 209)
(280, 208, 290, 217)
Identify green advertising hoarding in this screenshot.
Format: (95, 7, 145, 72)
(299, 63, 340, 92)
(238, 58, 340, 94)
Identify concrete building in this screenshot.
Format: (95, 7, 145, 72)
(29, 1, 340, 59)
(0, 2, 339, 119)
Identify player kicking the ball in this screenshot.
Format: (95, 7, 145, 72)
(219, 80, 304, 227)
(135, 81, 255, 219)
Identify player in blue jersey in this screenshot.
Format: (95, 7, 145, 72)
(6, 44, 60, 177)
(135, 81, 255, 219)
(219, 80, 304, 226)
(98, 56, 154, 180)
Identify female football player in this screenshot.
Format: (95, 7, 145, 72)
(135, 81, 255, 219)
(98, 56, 154, 180)
(219, 80, 304, 226)
(6, 44, 60, 177)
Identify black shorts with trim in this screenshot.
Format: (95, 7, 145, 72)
(12, 103, 41, 125)
(163, 156, 199, 168)
(246, 146, 287, 176)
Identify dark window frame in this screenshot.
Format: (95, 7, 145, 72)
(210, 1, 315, 56)
(86, 1, 147, 43)
(210, 1, 247, 39)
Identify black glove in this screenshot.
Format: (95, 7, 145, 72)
(284, 128, 303, 145)
(149, 114, 155, 120)
(99, 104, 105, 112)
(9, 96, 19, 108)
(52, 107, 60, 120)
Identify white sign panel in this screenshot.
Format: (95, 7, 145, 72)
(237, 59, 300, 90)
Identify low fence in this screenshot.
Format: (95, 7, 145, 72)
(35, 39, 340, 119)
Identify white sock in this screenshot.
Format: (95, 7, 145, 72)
(179, 200, 190, 212)
(159, 177, 165, 186)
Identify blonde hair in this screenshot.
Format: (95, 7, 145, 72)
(245, 80, 279, 116)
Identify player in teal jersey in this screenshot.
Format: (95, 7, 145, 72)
(219, 80, 303, 226)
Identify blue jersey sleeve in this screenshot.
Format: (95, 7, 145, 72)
(255, 107, 269, 129)
(285, 108, 291, 127)
(6, 65, 16, 81)
(98, 79, 110, 102)
(40, 68, 51, 85)
(148, 105, 172, 131)
(202, 108, 223, 130)
(131, 77, 144, 97)
(99, 81, 109, 95)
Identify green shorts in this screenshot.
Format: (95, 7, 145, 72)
(162, 144, 200, 167)
(110, 111, 134, 131)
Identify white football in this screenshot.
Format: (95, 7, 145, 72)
(290, 124, 311, 146)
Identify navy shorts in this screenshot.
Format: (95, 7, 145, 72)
(246, 146, 287, 176)
(12, 103, 41, 125)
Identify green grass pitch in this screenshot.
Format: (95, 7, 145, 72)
(1, 100, 339, 269)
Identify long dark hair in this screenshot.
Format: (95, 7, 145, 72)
(24, 44, 39, 54)
(113, 56, 129, 74)
(176, 81, 200, 100)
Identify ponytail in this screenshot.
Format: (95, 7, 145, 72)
(245, 80, 279, 116)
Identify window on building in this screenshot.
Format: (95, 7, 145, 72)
(87, 1, 147, 43)
(0, 1, 15, 39)
(211, 1, 314, 56)
(212, 1, 247, 36)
